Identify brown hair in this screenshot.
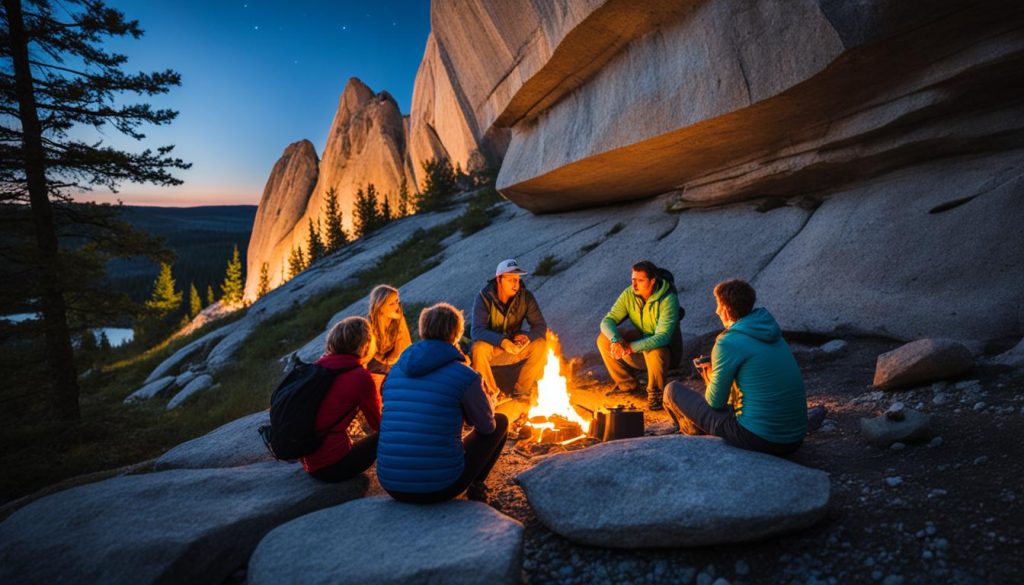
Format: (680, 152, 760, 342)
(632, 260, 659, 281)
(325, 316, 372, 357)
(713, 279, 756, 321)
(368, 284, 401, 354)
(418, 302, 464, 344)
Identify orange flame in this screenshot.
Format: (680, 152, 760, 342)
(527, 331, 588, 442)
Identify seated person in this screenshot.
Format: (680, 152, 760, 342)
(664, 279, 818, 456)
(301, 316, 381, 482)
(470, 259, 547, 398)
(597, 260, 682, 410)
(377, 303, 509, 503)
(365, 284, 412, 387)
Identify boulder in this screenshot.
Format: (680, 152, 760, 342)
(155, 411, 272, 470)
(515, 435, 830, 548)
(860, 407, 931, 448)
(873, 339, 974, 390)
(123, 376, 176, 404)
(0, 463, 367, 585)
(248, 496, 523, 585)
(174, 369, 197, 388)
(166, 374, 215, 410)
(991, 337, 1024, 368)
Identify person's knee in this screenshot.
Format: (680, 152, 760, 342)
(493, 412, 510, 435)
(664, 380, 684, 404)
(470, 341, 494, 362)
(596, 333, 611, 353)
(525, 337, 546, 359)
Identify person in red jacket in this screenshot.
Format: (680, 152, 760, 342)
(301, 316, 382, 482)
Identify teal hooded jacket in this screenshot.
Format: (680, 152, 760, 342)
(706, 308, 807, 444)
(600, 278, 680, 353)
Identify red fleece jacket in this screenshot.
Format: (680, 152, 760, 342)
(300, 354, 381, 473)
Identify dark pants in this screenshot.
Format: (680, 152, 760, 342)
(309, 433, 379, 483)
(386, 413, 510, 503)
(663, 382, 802, 456)
(596, 328, 682, 398)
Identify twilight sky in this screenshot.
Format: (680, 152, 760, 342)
(74, 1, 431, 207)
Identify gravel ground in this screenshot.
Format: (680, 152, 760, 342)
(363, 337, 1024, 585)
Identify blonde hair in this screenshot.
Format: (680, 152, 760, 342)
(418, 303, 464, 344)
(325, 316, 372, 358)
(368, 284, 401, 354)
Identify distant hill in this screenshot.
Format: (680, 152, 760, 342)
(109, 205, 257, 303)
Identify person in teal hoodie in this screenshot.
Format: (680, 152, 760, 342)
(598, 260, 682, 410)
(664, 279, 823, 455)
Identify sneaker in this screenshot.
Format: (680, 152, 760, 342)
(647, 394, 664, 411)
(466, 482, 489, 502)
(807, 405, 828, 432)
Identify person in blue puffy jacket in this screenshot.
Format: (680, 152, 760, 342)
(377, 302, 509, 503)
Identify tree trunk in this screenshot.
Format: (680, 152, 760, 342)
(4, 0, 81, 420)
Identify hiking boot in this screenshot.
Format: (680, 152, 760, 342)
(647, 393, 664, 411)
(466, 482, 489, 502)
(807, 405, 828, 432)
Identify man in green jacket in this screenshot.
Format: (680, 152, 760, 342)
(664, 279, 822, 455)
(597, 260, 682, 410)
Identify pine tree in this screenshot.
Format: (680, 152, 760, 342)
(98, 331, 112, 353)
(145, 262, 183, 316)
(380, 193, 393, 224)
(220, 244, 244, 306)
(307, 218, 326, 262)
(323, 186, 348, 252)
(206, 284, 216, 306)
(288, 245, 307, 279)
(354, 185, 383, 238)
(416, 158, 459, 213)
(397, 176, 411, 217)
(189, 283, 202, 317)
(2, 0, 189, 420)
(256, 262, 270, 298)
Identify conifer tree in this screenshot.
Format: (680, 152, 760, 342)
(307, 217, 326, 262)
(98, 331, 111, 353)
(416, 158, 458, 212)
(145, 262, 182, 316)
(354, 185, 384, 238)
(220, 244, 244, 306)
(189, 283, 202, 317)
(323, 186, 347, 251)
(2, 0, 189, 420)
(397, 177, 411, 217)
(256, 262, 270, 298)
(381, 193, 393, 224)
(206, 284, 216, 306)
(288, 245, 307, 279)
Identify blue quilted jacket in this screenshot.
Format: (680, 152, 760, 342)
(377, 340, 483, 492)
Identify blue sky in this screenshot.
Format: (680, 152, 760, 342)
(76, 1, 431, 206)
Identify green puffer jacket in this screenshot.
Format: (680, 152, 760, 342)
(600, 278, 680, 353)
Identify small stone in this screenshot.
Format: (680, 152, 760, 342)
(696, 572, 713, 585)
(890, 442, 906, 451)
(820, 340, 848, 354)
(974, 456, 989, 465)
(932, 393, 948, 405)
(871, 570, 883, 581)
(734, 560, 750, 576)
(954, 380, 982, 392)
(885, 476, 903, 487)
(711, 579, 732, 585)
(922, 550, 934, 560)
(885, 402, 906, 420)
(926, 524, 937, 536)
(927, 489, 947, 499)
(929, 436, 944, 448)
(934, 538, 949, 550)
(882, 575, 904, 585)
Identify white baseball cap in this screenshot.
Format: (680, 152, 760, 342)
(495, 258, 528, 277)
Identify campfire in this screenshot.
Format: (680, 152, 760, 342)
(513, 332, 600, 456)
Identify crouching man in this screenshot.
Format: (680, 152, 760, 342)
(470, 259, 547, 398)
(597, 260, 682, 410)
(664, 279, 819, 456)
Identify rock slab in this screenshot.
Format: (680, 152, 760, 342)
(873, 339, 974, 389)
(166, 373, 215, 409)
(860, 408, 931, 448)
(123, 375, 176, 404)
(516, 435, 830, 548)
(0, 462, 367, 585)
(248, 496, 524, 585)
(155, 411, 272, 470)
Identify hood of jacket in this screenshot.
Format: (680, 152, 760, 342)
(396, 339, 466, 377)
(726, 307, 782, 343)
(637, 277, 673, 305)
